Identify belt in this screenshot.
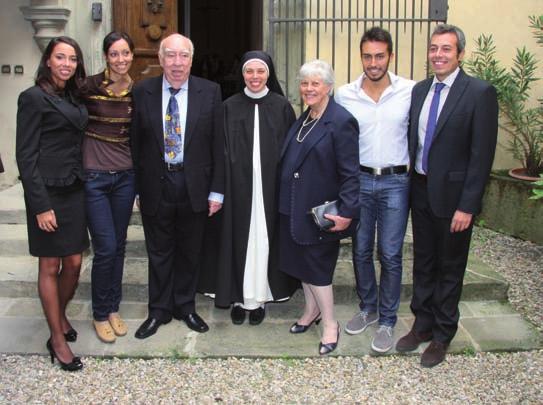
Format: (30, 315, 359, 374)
(360, 165, 407, 175)
(165, 162, 184, 172)
(413, 171, 427, 183)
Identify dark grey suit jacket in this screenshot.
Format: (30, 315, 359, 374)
(131, 75, 225, 216)
(408, 69, 498, 218)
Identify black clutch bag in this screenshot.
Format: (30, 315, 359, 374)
(309, 200, 338, 230)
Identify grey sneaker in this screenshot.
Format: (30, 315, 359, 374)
(371, 325, 394, 353)
(345, 311, 378, 335)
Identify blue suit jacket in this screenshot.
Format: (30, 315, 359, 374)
(280, 97, 360, 245)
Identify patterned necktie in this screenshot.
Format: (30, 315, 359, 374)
(164, 87, 182, 163)
(422, 82, 446, 173)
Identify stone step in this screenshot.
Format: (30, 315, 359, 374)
(0, 296, 538, 357)
(0, 223, 415, 260)
(0, 253, 508, 303)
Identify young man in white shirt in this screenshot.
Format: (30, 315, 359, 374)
(336, 27, 414, 353)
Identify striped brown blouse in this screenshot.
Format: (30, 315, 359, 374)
(82, 69, 133, 171)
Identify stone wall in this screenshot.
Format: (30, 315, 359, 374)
(479, 173, 543, 244)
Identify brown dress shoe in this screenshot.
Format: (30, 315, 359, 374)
(421, 340, 449, 368)
(395, 329, 433, 352)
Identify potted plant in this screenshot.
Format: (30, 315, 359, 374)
(465, 15, 543, 179)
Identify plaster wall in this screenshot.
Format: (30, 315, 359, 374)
(448, 0, 543, 170)
(0, 0, 41, 188)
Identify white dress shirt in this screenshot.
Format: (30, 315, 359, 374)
(415, 67, 461, 174)
(336, 71, 415, 168)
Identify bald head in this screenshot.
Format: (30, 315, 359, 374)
(158, 33, 194, 88)
(159, 33, 194, 58)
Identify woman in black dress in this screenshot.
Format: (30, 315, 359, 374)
(16, 36, 89, 371)
(279, 60, 360, 355)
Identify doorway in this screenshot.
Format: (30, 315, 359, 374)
(180, 0, 263, 99)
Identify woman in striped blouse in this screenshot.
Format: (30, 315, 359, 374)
(82, 31, 135, 344)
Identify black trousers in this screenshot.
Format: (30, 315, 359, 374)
(410, 175, 473, 343)
(141, 170, 207, 321)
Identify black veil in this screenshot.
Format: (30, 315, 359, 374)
(238, 50, 285, 97)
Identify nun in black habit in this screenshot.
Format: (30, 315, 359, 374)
(214, 51, 299, 325)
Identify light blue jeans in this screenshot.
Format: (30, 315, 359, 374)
(352, 172, 410, 327)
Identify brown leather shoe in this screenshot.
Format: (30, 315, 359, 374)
(395, 329, 433, 352)
(421, 340, 448, 368)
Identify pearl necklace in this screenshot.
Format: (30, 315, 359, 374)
(296, 111, 322, 143)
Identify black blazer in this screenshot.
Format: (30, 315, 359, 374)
(408, 69, 498, 218)
(130, 75, 225, 215)
(280, 97, 360, 245)
(16, 86, 88, 215)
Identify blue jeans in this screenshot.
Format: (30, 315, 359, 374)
(85, 170, 136, 321)
(352, 172, 410, 327)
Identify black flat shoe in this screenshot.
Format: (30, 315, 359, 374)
(249, 307, 265, 325)
(289, 313, 322, 334)
(231, 306, 246, 325)
(46, 339, 83, 372)
(179, 312, 209, 333)
(64, 328, 78, 342)
(135, 317, 167, 339)
(319, 323, 340, 355)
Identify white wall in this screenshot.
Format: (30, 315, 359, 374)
(0, 0, 41, 188)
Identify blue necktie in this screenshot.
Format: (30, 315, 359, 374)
(422, 82, 445, 173)
(164, 87, 182, 163)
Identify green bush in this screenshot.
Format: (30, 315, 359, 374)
(465, 16, 543, 177)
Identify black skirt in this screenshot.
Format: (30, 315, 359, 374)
(25, 183, 89, 257)
(279, 214, 339, 286)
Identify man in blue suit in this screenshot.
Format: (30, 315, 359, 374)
(396, 24, 498, 367)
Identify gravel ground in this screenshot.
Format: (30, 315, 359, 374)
(471, 226, 543, 332)
(0, 352, 541, 404)
(0, 226, 541, 404)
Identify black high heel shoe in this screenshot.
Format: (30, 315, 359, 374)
(64, 328, 78, 342)
(289, 313, 322, 334)
(319, 323, 340, 355)
(46, 339, 83, 372)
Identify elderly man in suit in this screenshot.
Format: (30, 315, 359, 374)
(131, 33, 224, 339)
(396, 24, 498, 367)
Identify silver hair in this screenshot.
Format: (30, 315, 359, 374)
(298, 59, 335, 95)
(158, 33, 195, 57)
(431, 24, 466, 54)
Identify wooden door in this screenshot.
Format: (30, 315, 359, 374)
(113, 0, 178, 82)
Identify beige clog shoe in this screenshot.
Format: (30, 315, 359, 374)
(108, 312, 128, 336)
(93, 320, 116, 343)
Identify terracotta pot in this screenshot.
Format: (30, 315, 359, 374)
(508, 168, 540, 182)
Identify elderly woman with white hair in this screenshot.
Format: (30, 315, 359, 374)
(212, 51, 299, 326)
(279, 59, 360, 355)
